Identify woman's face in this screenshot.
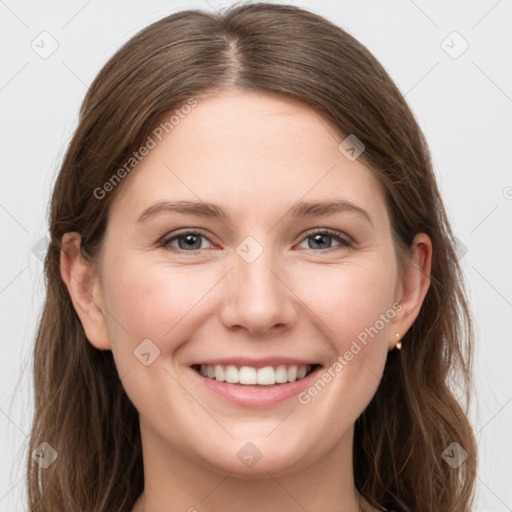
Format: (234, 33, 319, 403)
(77, 90, 427, 476)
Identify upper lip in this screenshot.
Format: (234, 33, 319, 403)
(190, 357, 321, 368)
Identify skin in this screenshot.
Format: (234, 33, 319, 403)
(61, 90, 431, 512)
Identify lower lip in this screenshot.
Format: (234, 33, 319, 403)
(191, 366, 322, 408)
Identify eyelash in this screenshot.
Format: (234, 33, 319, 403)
(158, 228, 353, 253)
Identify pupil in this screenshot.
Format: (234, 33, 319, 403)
(179, 234, 201, 250)
(310, 233, 331, 249)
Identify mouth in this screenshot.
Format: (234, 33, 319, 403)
(189, 360, 323, 408)
(191, 363, 320, 386)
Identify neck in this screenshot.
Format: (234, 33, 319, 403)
(131, 421, 375, 512)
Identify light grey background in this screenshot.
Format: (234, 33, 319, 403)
(1, 1, 511, 510)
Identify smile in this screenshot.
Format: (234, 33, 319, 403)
(190, 359, 323, 408)
(194, 364, 317, 385)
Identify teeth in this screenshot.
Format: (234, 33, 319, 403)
(225, 365, 239, 384)
(297, 366, 307, 380)
(214, 365, 225, 382)
(275, 365, 288, 384)
(257, 366, 275, 385)
(198, 364, 313, 385)
(287, 365, 298, 382)
(239, 366, 257, 384)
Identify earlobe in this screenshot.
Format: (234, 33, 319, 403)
(389, 233, 432, 350)
(60, 232, 111, 350)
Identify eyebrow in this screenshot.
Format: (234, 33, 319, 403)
(136, 199, 372, 226)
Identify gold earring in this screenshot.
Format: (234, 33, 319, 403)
(395, 333, 402, 350)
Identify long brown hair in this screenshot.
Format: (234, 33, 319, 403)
(27, 3, 477, 511)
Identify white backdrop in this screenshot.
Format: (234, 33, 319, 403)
(1, 1, 511, 510)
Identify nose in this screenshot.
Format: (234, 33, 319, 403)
(219, 245, 299, 336)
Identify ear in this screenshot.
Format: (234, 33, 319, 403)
(388, 233, 432, 350)
(60, 232, 111, 350)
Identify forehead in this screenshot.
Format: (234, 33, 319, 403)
(108, 90, 387, 225)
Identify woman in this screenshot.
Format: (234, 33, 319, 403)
(27, 3, 477, 511)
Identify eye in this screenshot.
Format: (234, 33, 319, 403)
(297, 229, 352, 251)
(159, 228, 352, 253)
(159, 230, 215, 251)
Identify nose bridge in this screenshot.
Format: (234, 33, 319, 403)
(219, 237, 297, 334)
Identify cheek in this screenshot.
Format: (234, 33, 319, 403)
(294, 256, 397, 348)
(101, 255, 214, 360)
(99, 257, 217, 417)
(291, 259, 396, 424)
